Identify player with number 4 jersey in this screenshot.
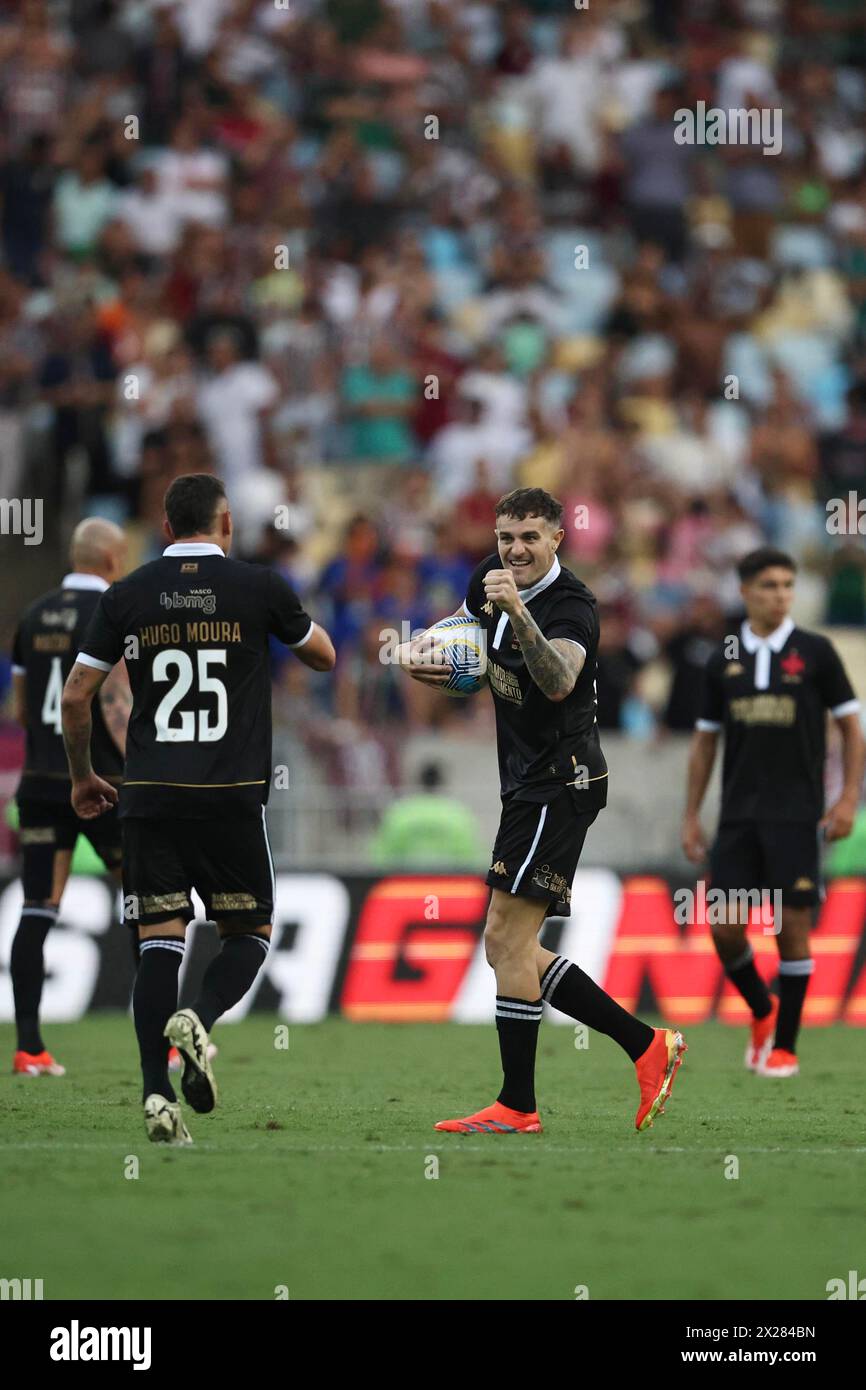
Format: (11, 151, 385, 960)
(9, 518, 129, 1079)
(61, 474, 336, 1145)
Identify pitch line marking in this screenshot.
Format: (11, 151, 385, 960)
(0, 1141, 864, 1157)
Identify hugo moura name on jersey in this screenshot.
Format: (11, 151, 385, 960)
(77, 543, 315, 820)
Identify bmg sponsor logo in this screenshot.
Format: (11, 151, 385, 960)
(159, 590, 217, 615)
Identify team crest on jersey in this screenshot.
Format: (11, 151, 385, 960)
(781, 650, 805, 682)
(724, 662, 745, 677)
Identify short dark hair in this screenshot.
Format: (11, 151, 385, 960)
(164, 474, 227, 539)
(495, 487, 564, 529)
(737, 546, 797, 583)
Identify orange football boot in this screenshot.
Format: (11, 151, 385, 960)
(759, 1047, 798, 1078)
(746, 996, 779, 1072)
(434, 1100, 542, 1134)
(634, 1028, 686, 1131)
(13, 1049, 66, 1077)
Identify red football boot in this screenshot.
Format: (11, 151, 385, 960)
(634, 1028, 687, 1131)
(434, 1100, 542, 1134)
(13, 1049, 66, 1077)
(746, 996, 779, 1072)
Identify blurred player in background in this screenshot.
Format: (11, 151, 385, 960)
(683, 547, 864, 1077)
(404, 488, 687, 1134)
(61, 474, 336, 1144)
(9, 519, 129, 1077)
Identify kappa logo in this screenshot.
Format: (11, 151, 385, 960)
(491, 860, 508, 875)
(793, 877, 814, 891)
(724, 662, 745, 677)
(481, 600, 495, 617)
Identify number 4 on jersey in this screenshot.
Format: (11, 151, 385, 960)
(41, 656, 64, 734)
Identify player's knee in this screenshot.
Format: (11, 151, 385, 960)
(483, 916, 510, 968)
(483, 914, 531, 970)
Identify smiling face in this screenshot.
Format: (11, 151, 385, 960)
(494, 513, 564, 589)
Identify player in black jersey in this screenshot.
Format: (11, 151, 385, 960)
(402, 488, 686, 1134)
(9, 518, 129, 1078)
(61, 474, 336, 1144)
(684, 547, 864, 1077)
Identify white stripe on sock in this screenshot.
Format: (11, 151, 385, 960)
(778, 958, 814, 976)
(542, 956, 571, 1001)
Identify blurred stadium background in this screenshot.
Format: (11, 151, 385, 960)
(1, 0, 866, 1026)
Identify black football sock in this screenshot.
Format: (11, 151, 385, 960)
(134, 937, 184, 1102)
(193, 933, 270, 1033)
(11, 906, 57, 1053)
(775, 958, 813, 1054)
(540, 955, 655, 1062)
(128, 926, 140, 968)
(495, 995, 542, 1113)
(724, 946, 773, 1019)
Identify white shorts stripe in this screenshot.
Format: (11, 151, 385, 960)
(261, 806, 276, 914)
(511, 805, 548, 895)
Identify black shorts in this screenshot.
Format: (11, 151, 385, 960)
(122, 813, 275, 929)
(485, 788, 599, 918)
(710, 820, 822, 909)
(18, 797, 122, 902)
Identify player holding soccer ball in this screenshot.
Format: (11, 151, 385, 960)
(403, 488, 686, 1134)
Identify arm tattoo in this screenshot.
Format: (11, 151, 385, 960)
(509, 606, 584, 700)
(61, 665, 97, 780)
(99, 669, 132, 757)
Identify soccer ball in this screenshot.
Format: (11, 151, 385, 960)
(412, 616, 488, 696)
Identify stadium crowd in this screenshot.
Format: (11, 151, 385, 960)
(2, 0, 866, 765)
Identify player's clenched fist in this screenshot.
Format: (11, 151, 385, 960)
(483, 568, 522, 616)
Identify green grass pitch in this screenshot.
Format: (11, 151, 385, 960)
(1, 1016, 864, 1301)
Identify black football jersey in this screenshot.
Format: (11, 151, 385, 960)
(463, 554, 608, 805)
(77, 543, 314, 819)
(12, 575, 123, 804)
(697, 619, 859, 824)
